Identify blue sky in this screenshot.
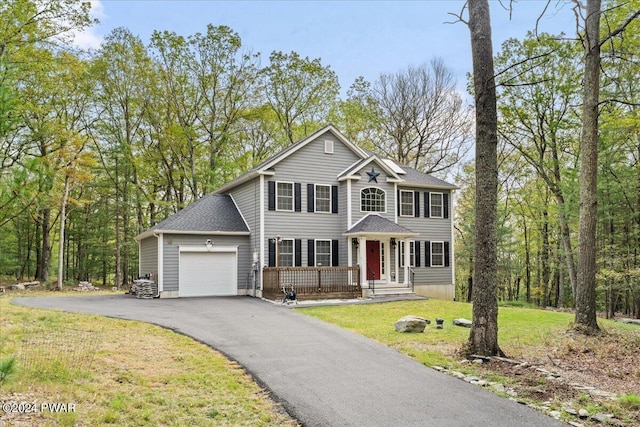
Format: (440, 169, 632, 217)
(76, 1, 576, 96)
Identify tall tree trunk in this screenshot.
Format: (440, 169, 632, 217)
(57, 174, 71, 291)
(36, 208, 51, 283)
(467, 0, 503, 356)
(575, 0, 601, 334)
(541, 209, 551, 307)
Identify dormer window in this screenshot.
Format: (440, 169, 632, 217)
(361, 187, 386, 212)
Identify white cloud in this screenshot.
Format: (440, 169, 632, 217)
(71, 0, 106, 50)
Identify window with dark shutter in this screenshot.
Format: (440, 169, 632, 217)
(414, 192, 420, 217)
(415, 241, 421, 267)
(294, 183, 302, 212)
(268, 181, 276, 211)
(443, 193, 450, 219)
(424, 240, 431, 267)
(268, 239, 276, 267)
(307, 184, 315, 212)
(307, 240, 315, 267)
(444, 241, 450, 267)
(295, 239, 302, 266)
(424, 192, 430, 217)
(332, 240, 339, 266)
(331, 185, 339, 213)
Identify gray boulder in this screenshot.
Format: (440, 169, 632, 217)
(395, 315, 430, 333)
(453, 318, 472, 328)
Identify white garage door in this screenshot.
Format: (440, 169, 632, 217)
(178, 251, 237, 297)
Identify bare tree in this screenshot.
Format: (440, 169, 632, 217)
(467, 0, 504, 356)
(372, 59, 473, 176)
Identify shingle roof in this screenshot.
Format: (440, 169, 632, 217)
(345, 214, 418, 236)
(137, 194, 249, 239)
(396, 164, 458, 189)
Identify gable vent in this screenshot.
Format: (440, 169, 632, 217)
(325, 140, 334, 154)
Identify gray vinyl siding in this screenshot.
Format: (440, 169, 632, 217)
(162, 234, 251, 292)
(262, 133, 361, 267)
(228, 180, 260, 255)
(397, 187, 453, 285)
(139, 236, 158, 277)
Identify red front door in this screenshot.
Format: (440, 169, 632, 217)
(366, 240, 380, 280)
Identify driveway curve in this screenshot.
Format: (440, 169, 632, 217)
(14, 295, 565, 427)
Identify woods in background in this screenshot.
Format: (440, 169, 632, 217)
(1, 0, 639, 320)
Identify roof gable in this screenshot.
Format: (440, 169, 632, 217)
(215, 125, 367, 194)
(338, 155, 402, 183)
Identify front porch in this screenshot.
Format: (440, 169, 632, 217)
(262, 266, 361, 300)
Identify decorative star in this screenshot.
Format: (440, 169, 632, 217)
(366, 167, 380, 183)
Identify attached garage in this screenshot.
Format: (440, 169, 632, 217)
(178, 247, 238, 297)
(135, 194, 251, 298)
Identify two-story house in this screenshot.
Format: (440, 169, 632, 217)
(135, 125, 457, 300)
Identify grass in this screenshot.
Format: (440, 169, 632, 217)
(299, 299, 640, 426)
(0, 295, 296, 426)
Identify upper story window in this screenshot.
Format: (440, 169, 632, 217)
(361, 187, 386, 212)
(277, 182, 294, 211)
(400, 190, 414, 217)
(315, 185, 331, 213)
(430, 193, 444, 218)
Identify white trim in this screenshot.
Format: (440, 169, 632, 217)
(157, 233, 164, 293)
(259, 174, 265, 289)
(399, 190, 415, 217)
(276, 181, 295, 212)
(429, 192, 444, 219)
(136, 229, 249, 241)
(230, 194, 251, 232)
(314, 184, 332, 213)
(450, 190, 456, 285)
(394, 182, 398, 223)
(360, 187, 387, 213)
(324, 139, 334, 154)
(137, 240, 142, 277)
(431, 241, 445, 267)
(337, 155, 403, 182)
(179, 245, 239, 253)
(347, 179, 352, 228)
(314, 239, 333, 267)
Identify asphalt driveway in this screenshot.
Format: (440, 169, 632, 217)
(14, 295, 565, 426)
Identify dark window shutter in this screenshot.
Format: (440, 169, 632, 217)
(307, 184, 314, 212)
(397, 190, 401, 216)
(268, 239, 276, 267)
(268, 181, 276, 211)
(444, 241, 450, 267)
(415, 241, 421, 267)
(332, 239, 339, 266)
(295, 239, 302, 266)
(294, 183, 302, 212)
(414, 192, 420, 217)
(308, 239, 315, 266)
(443, 193, 450, 219)
(331, 185, 339, 213)
(424, 192, 430, 217)
(425, 241, 431, 267)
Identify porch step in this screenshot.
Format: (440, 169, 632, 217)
(371, 286, 415, 297)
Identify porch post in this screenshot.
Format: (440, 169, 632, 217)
(359, 237, 367, 287)
(403, 238, 411, 285)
